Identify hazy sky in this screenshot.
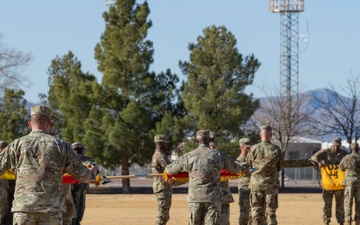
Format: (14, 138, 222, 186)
(1, 1, 359, 103)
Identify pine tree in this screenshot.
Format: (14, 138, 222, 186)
(179, 25, 260, 156)
(47, 51, 99, 142)
(0, 89, 28, 142)
(93, 0, 157, 193)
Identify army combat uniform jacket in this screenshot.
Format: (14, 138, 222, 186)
(246, 141, 284, 191)
(152, 150, 173, 193)
(340, 152, 360, 186)
(237, 153, 250, 190)
(165, 144, 244, 203)
(311, 147, 348, 166)
(0, 130, 95, 213)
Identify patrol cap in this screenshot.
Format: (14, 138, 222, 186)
(154, 134, 170, 143)
(71, 142, 85, 149)
(333, 137, 341, 146)
(239, 138, 252, 147)
(0, 141, 8, 148)
(260, 125, 272, 131)
(30, 105, 52, 119)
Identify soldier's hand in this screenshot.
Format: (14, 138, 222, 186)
(318, 162, 324, 169)
(164, 178, 176, 186)
(89, 165, 98, 176)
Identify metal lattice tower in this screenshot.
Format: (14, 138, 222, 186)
(270, 0, 304, 98)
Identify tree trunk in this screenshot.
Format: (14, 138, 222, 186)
(121, 156, 131, 194)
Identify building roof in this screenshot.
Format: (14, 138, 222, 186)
(289, 136, 322, 144)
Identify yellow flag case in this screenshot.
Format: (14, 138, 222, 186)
(320, 164, 345, 191)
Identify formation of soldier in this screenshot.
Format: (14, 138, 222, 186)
(151, 126, 283, 225)
(0, 105, 358, 225)
(157, 126, 360, 225)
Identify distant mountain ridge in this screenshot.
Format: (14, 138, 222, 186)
(257, 88, 350, 142)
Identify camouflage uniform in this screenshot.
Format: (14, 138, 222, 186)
(152, 134, 173, 225)
(246, 125, 284, 225)
(0, 105, 95, 225)
(71, 142, 97, 225)
(311, 137, 348, 225)
(165, 130, 245, 225)
(339, 143, 360, 225)
(237, 153, 251, 225)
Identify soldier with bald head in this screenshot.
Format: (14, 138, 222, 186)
(166, 130, 246, 225)
(0, 105, 97, 225)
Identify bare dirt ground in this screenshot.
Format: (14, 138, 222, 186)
(81, 180, 343, 225)
(82, 193, 329, 225)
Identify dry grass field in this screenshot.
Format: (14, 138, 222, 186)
(81, 192, 343, 225)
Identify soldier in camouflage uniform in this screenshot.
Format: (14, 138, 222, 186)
(311, 137, 348, 225)
(209, 131, 234, 225)
(0, 141, 9, 224)
(71, 142, 98, 225)
(237, 138, 252, 225)
(152, 134, 177, 225)
(246, 125, 284, 225)
(165, 130, 247, 225)
(0, 105, 98, 225)
(339, 142, 360, 225)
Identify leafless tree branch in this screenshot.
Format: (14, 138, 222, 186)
(0, 35, 32, 93)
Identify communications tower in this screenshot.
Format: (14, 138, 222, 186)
(270, 0, 304, 98)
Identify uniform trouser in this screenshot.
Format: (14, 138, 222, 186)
(250, 189, 278, 225)
(238, 187, 251, 225)
(72, 183, 88, 224)
(322, 189, 345, 224)
(188, 201, 221, 225)
(221, 203, 230, 225)
(155, 191, 172, 225)
(13, 212, 63, 225)
(0, 187, 9, 223)
(344, 185, 360, 223)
